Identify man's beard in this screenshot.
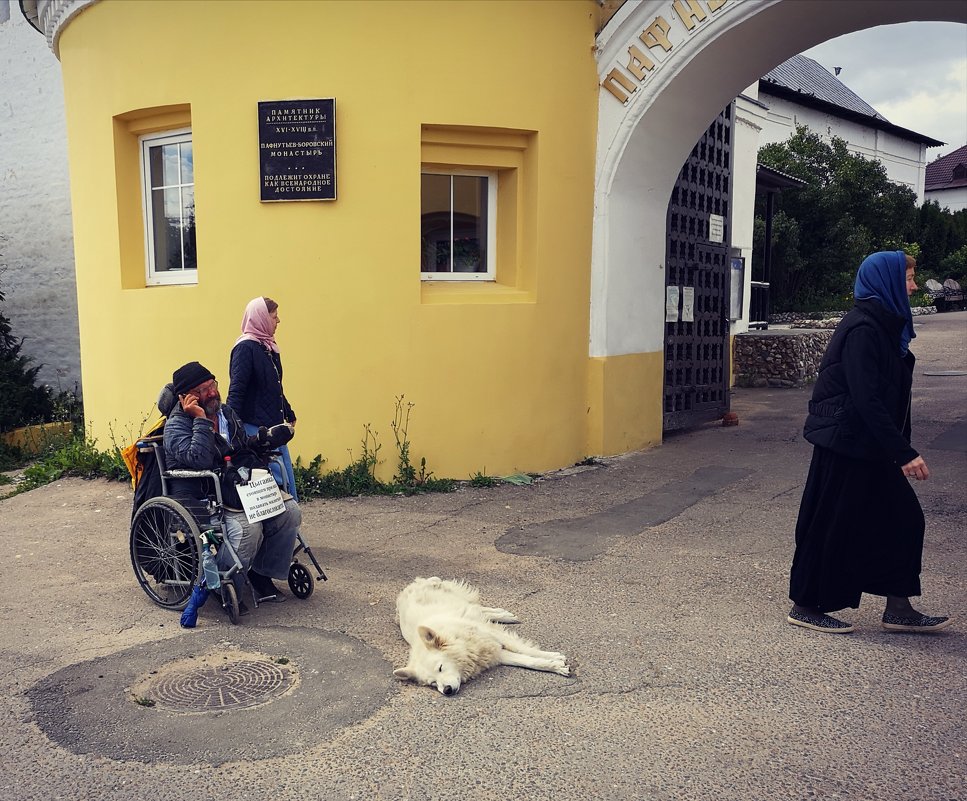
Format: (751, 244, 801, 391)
(202, 394, 221, 417)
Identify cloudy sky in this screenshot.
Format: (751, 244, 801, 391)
(803, 22, 966, 159)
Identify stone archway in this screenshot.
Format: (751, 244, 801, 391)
(588, 0, 967, 452)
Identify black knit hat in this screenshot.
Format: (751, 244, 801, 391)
(172, 361, 216, 396)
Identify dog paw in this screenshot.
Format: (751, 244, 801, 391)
(553, 662, 571, 677)
(486, 607, 520, 624)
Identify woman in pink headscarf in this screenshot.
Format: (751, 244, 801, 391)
(227, 296, 299, 500)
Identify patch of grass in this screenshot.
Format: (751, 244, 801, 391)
(5, 396, 459, 501)
(133, 696, 156, 708)
(469, 470, 500, 488)
(294, 424, 385, 499)
(15, 432, 128, 494)
(294, 398, 456, 499)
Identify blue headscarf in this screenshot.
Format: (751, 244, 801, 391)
(854, 250, 915, 355)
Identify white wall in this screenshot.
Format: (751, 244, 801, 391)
(925, 186, 967, 212)
(0, 1, 80, 393)
(732, 88, 772, 335)
(758, 91, 930, 202)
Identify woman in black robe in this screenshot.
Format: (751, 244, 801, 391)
(787, 251, 951, 634)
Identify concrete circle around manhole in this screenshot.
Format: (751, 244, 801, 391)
(129, 649, 298, 713)
(27, 626, 396, 765)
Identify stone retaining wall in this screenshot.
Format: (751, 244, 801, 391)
(735, 307, 935, 389)
(733, 329, 834, 388)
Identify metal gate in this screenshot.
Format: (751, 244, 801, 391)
(663, 106, 733, 432)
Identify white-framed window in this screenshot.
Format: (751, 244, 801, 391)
(420, 170, 496, 280)
(140, 128, 197, 286)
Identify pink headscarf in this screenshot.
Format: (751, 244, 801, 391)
(235, 297, 280, 353)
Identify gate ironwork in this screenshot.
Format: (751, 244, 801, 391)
(663, 106, 733, 431)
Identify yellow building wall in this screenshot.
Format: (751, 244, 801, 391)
(56, 0, 621, 479)
(586, 352, 664, 457)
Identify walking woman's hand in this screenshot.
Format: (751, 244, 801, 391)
(902, 456, 930, 481)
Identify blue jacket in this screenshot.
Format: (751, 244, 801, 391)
(226, 339, 295, 427)
(803, 299, 917, 465)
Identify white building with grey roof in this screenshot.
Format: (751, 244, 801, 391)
(753, 53, 944, 202)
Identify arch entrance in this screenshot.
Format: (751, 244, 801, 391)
(590, 0, 966, 450)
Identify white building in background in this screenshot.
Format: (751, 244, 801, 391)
(729, 53, 945, 333)
(0, 0, 79, 392)
(754, 54, 944, 202)
(925, 145, 967, 212)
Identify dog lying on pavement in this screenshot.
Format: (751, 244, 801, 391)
(393, 576, 571, 695)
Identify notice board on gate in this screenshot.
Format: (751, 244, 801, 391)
(258, 98, 336, 202)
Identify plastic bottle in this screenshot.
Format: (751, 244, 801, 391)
(200, 529, 221, 590)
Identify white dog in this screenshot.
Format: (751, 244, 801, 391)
(393, 577, 571, 695)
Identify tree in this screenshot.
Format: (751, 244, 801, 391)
(0, 274, 55, 432)
(754, 126, 919, 311)
(917, 201, 967, 281)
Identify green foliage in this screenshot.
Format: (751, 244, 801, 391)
(391, 396, 418, 486)
(14, 431, 128, 494)
(469, 470, 500, 488)
(755, 126, 928, 312)
(917, 202, 967, 279)
(939, 244, 967, 283)
(0, 279, 57, 432)
(294, 424, 383, 498)
(390, 395, 452, 492)
(293, 399, 456, 499)
(293, 427, 384, 499)
(0, 441, 24, 472)
(5, 395, 460, 501)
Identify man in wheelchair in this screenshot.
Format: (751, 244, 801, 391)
(163, 360, 300, 613)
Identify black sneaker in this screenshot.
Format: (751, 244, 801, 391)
(787, 608, 854, 633)
(248, 570, 287, 602)
(882, 612, 951, 632)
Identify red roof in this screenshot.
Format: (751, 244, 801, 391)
(925, 145, 967, 191)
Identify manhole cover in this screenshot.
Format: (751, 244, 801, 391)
(129, 650, 298, 713)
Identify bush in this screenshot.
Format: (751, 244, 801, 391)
(0, 317, 56, 432)
(15, 433, 128, 493)
(0, 275, 74, 433)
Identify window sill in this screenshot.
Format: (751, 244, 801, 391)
(420, 280, 534, 305)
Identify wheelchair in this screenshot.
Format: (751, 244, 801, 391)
(129, 389, 326, 624)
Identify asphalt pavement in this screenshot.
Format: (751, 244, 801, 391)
(1, 311, 964, 801)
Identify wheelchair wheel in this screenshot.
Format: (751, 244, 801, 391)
(288, 561, 314, 599)
(221, 582, 240, 625)
(131, 497, 203, 610)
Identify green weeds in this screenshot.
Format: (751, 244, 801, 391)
(3, 396, 489, 500)
(10, 429, 127, 495)
(294, 397, 456, 499)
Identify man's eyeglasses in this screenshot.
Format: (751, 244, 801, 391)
(193, 379, 219, 395)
